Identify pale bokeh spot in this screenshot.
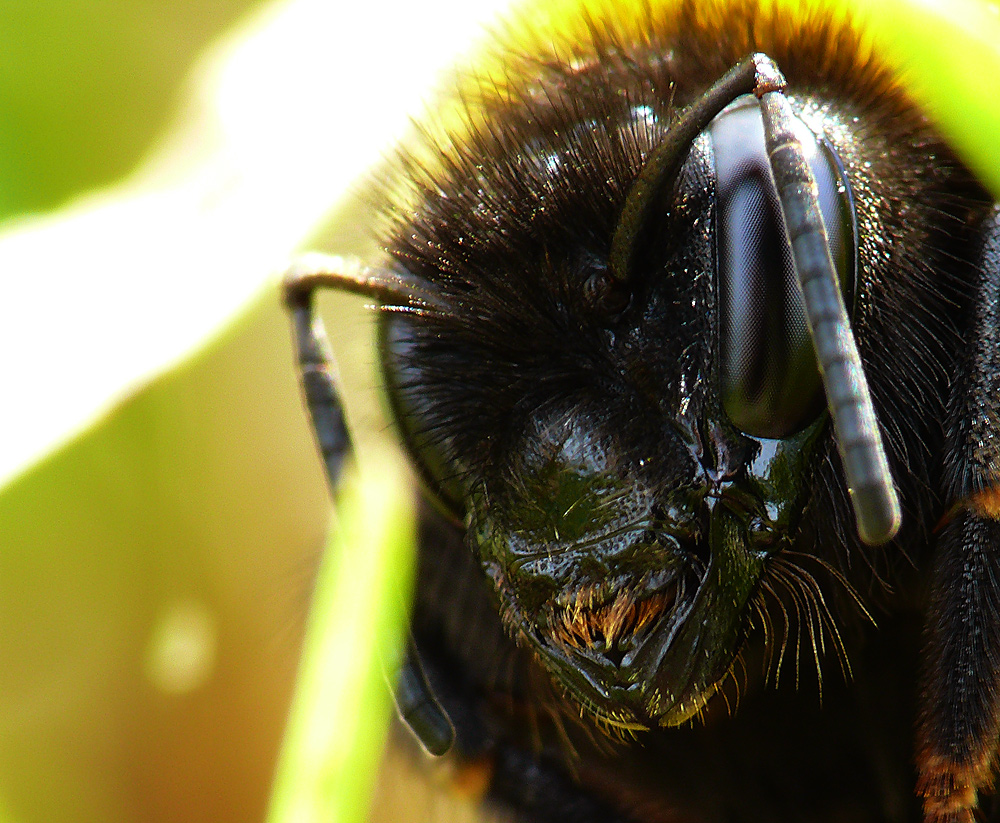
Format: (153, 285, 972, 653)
(144, 600, 219, 694)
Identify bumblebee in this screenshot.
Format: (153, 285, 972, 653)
(284, 0, 1000, 820)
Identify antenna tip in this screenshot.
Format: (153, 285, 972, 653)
(852, 483, 902, 546)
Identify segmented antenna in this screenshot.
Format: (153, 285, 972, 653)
(394, 636, 456, 756)
(754, 58, 901, 545)
(283, 254, 456, 756)
(610, 55, 783, 282)
(609, 53, 900, 546)
(284, 252, 449, 314)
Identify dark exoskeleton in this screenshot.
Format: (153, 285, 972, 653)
(284, 14, 1000, 823)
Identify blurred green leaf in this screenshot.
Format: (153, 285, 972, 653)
(865, 0, 1000, 198)
(0, 285, 331, 822)
(266, 455, 415, 823)
(0, 0, 268, 217)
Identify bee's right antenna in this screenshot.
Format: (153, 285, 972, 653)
(753, 54, 901, 546)
(283, 254, 456, 756)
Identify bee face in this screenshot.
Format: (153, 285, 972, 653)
(287, 0, 1000, 818)
(377, 0, 933, 731)
(380, 90, 849, 728)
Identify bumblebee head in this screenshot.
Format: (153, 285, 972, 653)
(378, 54, 896, 728)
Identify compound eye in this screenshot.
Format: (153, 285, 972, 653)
(710, 96, 856, 439)
(379, 315, 466, 520)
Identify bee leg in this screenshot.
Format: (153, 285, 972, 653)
(917, 206, 1000, 823)
(282, 256, 455, 756)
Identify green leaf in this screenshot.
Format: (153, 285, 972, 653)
(266, 455, 415, 823)
(864, 0, 1000, 198)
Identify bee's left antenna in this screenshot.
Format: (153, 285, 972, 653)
(754, 58, 902, 546)
(611, 52, 901, 547)
(610, 55, 777, 282)
(283, 254, 456, 756)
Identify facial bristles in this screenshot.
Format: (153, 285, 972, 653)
(548, 584, 676, 653)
